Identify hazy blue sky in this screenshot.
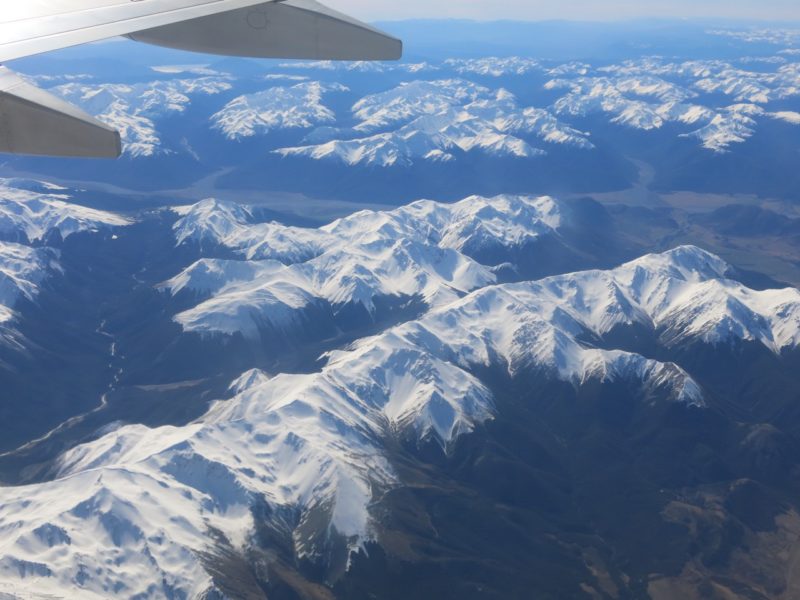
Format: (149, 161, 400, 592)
(333, 0, 800, 21)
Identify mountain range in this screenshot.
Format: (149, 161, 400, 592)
(0, 187, 799, 599)
(3, 38, 796, 202)
(2, 21, 800, 600)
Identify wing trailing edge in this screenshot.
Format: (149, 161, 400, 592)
(0, 67, 121, 158)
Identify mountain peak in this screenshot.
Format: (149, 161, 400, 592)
(627, 245, 732, 281)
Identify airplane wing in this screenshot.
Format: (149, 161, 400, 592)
(0, 0, 402, 158)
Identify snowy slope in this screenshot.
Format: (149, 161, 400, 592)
(0, 179, 128, 347)
(276, 81, 591, 166)
(0, 242, 57, 326)
(211, 82, 348, 140)
(680, 104, 765, 152)
(4, 241, 800, 598)
(171, 198, 800, 352)
(173, 198, 331, 262)
(444, 57, 542, 77)
(0, 335, 487, 598)
(168, 195, 566, 337)
(447, 245, 800, 356)
(351, 80, 490, 132)
(769, 110, 800, 125)
(548, 75, 702, 131)
(173, 194, 565, 262)
(546, 56, 800, 151)
(173, 208, 800, 361)
(0, 179, 130, 243)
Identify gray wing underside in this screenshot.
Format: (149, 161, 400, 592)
(0, 67, 121, 158)
(128, 0, 403, 62)
(0, 0, 402, 158)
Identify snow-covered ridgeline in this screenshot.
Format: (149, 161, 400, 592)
(0, 179, 129, 329)
(173, 195, 800, 360)
(275, 60, 436, 73)
(173, 194, 565, 261)
(0, 314, 497, 599)
(417, 246, 800, 366)
(172, 197, 800, 368)
(211, 82, 348, 140)
(172, 198, 331, 263)
(35, 54, 799, 160)
(275, 80, 591, 166)
(547, 75, 710, 131)
(596, 58, 800, 104)
(706, 28, 800, 46)
(168, 195, 566, 336)
(0, 242, 58, 325)
(444, 57, 542, 77)
(0, 179, 130, 243)
(351, 79, 492, 132)
(770, 110, 800, 124)
(679, 103, 764, 152)
(546, 57, 800, 151)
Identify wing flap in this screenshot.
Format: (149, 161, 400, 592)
(0, 68, 121, 158)
(128, 0, 403, 60)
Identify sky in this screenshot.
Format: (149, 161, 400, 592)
(332, 0, 800, 22)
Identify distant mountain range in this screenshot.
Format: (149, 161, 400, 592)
(4, 40, 797, 201)
(38, 55, 800, 159)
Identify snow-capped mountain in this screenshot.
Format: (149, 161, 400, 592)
(0, 327, 487, 598)
(173, 195, 800, 376)
(52, 77, 233, 157)
(211, 82, 348, 141)
(692, 62, 800, 103)
(275, 60, 436, 74)
(461, 245, 800, 355)
(257, 56, 799, 162)
(770, 110, 800, 124)
(5, 238, 798, 598)
(598, 57, 800, 105)
(173, 198, 331, 263)
(168, 195, 570, 337)
(547, 75, 701, 131)
(444, 57, 542, 77)
(680, 103, 765, 152)
(0, 179, 130, 243)
(351, 80, 492, 132)
(707, 28, 800, 46)
(545, 57, 800, 151)
(28, 52, 798, 164)
(0, 179, 129, 345)
(0, 242, 57, 327)
(276, 80, 591, 166)
(174, 194, 565, 262)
